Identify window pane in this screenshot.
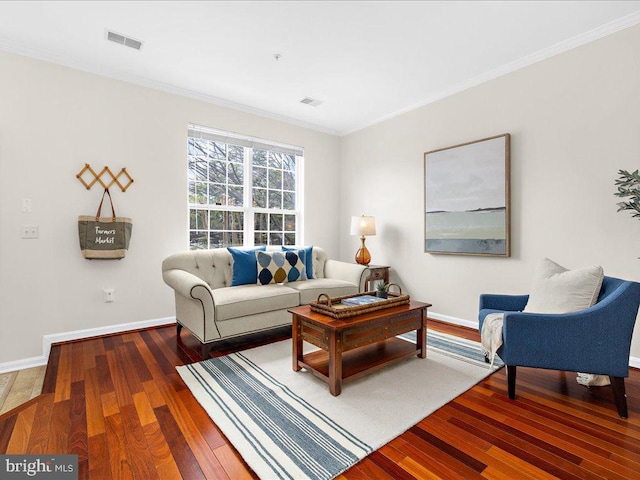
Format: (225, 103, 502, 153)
(269, 152, 283, 169)
(209, 160, 226, 183)
(269, 191, 282, 209)
(209, 184, 225, 205)
(188, 138, 198, 156)
(227, 231, 243, 246)
(269, 214, 283, 231)
(228, 163, 244, 185)
(230, 211, 244, 230)
(190, 209, 209, 230)
(209, 232, 223, 248)
(211, 141, 226, 159)
(254, 232, 268, 246)
(254, 212, 268, 231)
(253, 167, 267, 187)
(188, 181, 196, 203)
(189, 157, 207, 181)
(283, 171, 295, 191)
(194, 139, 208, 156)
(194, 183, 207, 204)
(228, 145, 243, 163)
(283, 191, 295, 210)
(269, 233, 283, 245)
(284, 214, 295, 232)
(284, 233, 296, 245)
(268, 169, 283, 189)
(283, 154, 296, 171)
(210, 210, 224, 229)
(253, 149, 267, 166)
(228, 186, 243, 206)
(253, 188, 266, 208)
(190, 231, 208, 249)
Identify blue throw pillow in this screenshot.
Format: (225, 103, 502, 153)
(282, 246, 314, 279)
(227, 246, 267, 286)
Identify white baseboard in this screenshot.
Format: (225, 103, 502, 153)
(0, 317, 176, 375)
(428, 311, 640, 370)
(0, 356, 48, 375)
(428, 311, 478, 330)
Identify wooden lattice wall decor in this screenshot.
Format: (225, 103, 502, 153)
(76, 164, 134, 192)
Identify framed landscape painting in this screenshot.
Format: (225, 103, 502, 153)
(424, 133, 510, 256)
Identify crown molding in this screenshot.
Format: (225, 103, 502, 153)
(340, 10, 640, 136)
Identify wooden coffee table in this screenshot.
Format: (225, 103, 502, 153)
(289, 300, 431, 396)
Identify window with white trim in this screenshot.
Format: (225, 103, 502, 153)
(188, 124, 303, 249)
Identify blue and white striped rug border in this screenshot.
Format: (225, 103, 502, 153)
(401, 330, 504, 369)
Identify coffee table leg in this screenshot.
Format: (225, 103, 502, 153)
(328, 330, 342, 396)
(292, 314, 302, 372)
(417, 308, 427, 358)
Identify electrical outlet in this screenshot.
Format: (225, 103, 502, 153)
(103, 289, 115, 303)
(21, 225, 39, 239)
(102, 288, 116, 303)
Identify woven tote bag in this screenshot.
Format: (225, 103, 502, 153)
(78, 188, 132, 259)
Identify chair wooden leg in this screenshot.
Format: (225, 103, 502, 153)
(506, 365, 517, 399)
(201, 343, 210, 361)
(610, 376, 628, 418)
(176, 323, 183, 337)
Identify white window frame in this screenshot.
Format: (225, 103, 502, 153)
(187, 123, 304, 249)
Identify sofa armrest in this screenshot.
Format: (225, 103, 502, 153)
(324, 260, 369, 292)
(163, 269, 218, 341)
(479, 294, 529, 312)
(163, 269, 211, 299)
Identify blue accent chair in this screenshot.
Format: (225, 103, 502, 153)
(478, 276, 640, 418)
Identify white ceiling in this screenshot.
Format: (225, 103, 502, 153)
(1, 1, 640, 135)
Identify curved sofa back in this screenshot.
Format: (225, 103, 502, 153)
(161, 246, 328, 290)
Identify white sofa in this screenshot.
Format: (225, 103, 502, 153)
(162, 246, 368, 357)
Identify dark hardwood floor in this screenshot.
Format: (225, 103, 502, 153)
(1, 319, 639, 479)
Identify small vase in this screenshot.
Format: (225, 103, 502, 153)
(376, 291, 388, 299)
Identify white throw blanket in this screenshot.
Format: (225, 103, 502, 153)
(480, 313, 611, 386)
(480, 313, 504, 368)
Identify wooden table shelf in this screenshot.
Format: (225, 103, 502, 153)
(298, 337, 421, 385)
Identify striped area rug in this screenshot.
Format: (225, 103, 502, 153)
(177, 330, 501, 480)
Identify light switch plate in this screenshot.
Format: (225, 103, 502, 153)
(21, 225, 39, 239)
(22, 198, 32, 213)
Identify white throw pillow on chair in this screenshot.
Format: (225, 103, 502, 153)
(523, 257, 604, 314)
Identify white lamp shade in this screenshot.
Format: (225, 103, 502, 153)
(350, 215, 376, 236)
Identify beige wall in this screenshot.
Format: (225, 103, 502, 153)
(0, 50, 341, 365)
(340, 24, 640, 356)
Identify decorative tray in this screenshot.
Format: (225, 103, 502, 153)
(310, 285, 410, 319)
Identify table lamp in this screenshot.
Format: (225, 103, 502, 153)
(350, 215, 376, 265)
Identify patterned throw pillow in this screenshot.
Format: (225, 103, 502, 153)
(282, 246, 314, 279)
(256, 251, 307, 285)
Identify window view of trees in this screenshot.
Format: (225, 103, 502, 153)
(188, 129, 301, 250)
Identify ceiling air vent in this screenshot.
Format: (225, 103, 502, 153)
(300, 97, 324, 107)
(106, 30, 143, 50)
